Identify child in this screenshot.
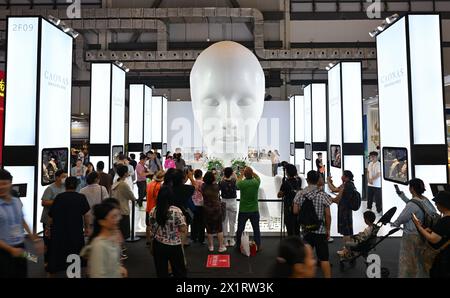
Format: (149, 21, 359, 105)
(339, 211, 376, 257)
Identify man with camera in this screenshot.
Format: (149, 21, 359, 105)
(277, 163, 303, 236)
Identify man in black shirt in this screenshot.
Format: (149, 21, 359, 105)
(129, 154, 137, 171)
(47, 177, 90, 275)
(277, 164, 302, 236)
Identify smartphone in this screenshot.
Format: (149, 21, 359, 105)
(394, 184, 400, 193)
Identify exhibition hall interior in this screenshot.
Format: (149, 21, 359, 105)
(0, 0, 450, 280)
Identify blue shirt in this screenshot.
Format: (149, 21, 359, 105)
(0, 197, 24, 246)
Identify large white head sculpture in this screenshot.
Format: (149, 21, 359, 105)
(190, 41, 265, 161)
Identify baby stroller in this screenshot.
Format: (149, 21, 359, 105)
(338, 207, 401, 277)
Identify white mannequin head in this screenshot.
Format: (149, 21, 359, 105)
(190, 41, 265, 161)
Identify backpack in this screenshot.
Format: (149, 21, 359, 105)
(220, 179, 237, 199)
(298, 191, 321, 232)
(347, 182, 362, 211)
(283, 178, 302, 209)
(410, 199, 441, 229)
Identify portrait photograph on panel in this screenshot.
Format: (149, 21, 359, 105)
(41, 148, 68, 186)
(382, 147, 408, 184)
(305, 143, 312, 160)
(330, 145, 342, 168)
(112, 145, 124, 163)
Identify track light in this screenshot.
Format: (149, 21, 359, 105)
(115, 61, 123, 67)
(59, 21, 70, 33)
(125, 68, 130, 73)
(68, 29, 79, 38)
(369, 29, 378, 38)
(325, 66, 330, 71)
(48, 15, 61, 26)
(386, 14, 399, 24)
(377, 24, 385, 32)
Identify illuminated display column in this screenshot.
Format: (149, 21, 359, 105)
(327, 62, 364, 194)
(128, 84, 147, 156)
(89, 63, 125, 169)
(163, 96, 168, 155)
(293, 96, 305, 174)
(89, 63, 111, 169)
(151, 95, 168, 155)
(303, 84, 328, 176)
(143, 86, 152, 153)
(376, 14, 447, 214)
(3, 17, 73, 232)
(289, 97, 295, 165)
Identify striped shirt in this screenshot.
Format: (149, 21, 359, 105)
(0, 197, 25, 246)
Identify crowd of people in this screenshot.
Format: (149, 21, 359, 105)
(274, 152, 449, 278)
(0, 149, 267, 278)
(0, 148, 449, 279)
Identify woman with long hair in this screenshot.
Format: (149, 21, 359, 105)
(149, 186, 187, 277)
(82, 202, 127, 278)
(202, 171, 226, 252)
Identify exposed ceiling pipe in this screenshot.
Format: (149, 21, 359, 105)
(0, 7, 374, 59)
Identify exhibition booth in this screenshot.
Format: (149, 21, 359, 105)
(1, 13, 448, 239)
(2, 16, 73, 232)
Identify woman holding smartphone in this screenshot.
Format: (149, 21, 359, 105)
(412, 191, 450, 278)
(392, 178, 438, 278)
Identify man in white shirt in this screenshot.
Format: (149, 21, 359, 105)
(367, 151, 382, 214)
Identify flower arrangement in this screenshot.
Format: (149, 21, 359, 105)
(205, 158, 225, 180)
(231, 158, 248, 177)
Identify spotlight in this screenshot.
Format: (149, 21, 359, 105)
(125, 68, 130, 73)
(328, 63, 334, 68)
(386, 14, 399, 24)
(369, 30, 378, 38)
(325, 66, 330, 71)
(377, 24, 385, 32)
(48, 15, 61, 26)
(69, 29, 79, 38)
(115, 61, 123, 67)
